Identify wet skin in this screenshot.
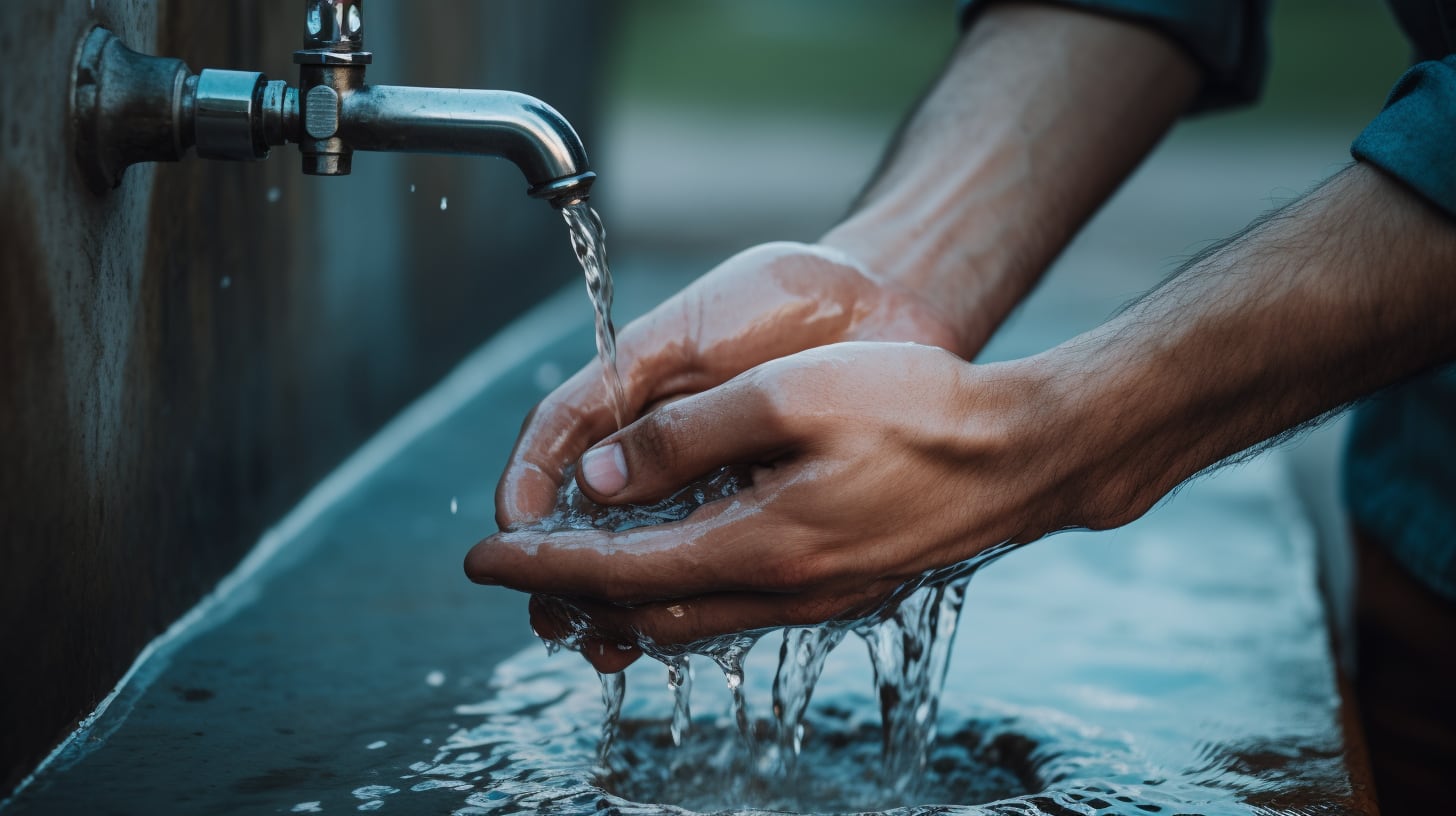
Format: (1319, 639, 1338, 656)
(465, 5, 1456, 672)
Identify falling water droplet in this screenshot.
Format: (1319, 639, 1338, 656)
(425, 670, 445, 687)
(409, 184, 416, 193)
(266, 187, 281, 204)
(220, 276, 231, 290)
(439, 197, 448, 211)
(449, 497, 458, 515)
(667, 657, 693, 748)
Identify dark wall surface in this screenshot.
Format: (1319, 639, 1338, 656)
(0, 0, 608, 792)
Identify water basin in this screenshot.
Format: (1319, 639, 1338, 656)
(2, 260, 1369, 816)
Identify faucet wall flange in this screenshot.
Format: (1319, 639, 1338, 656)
(72, 27, 193, 193)
(73, 27, 301, 193)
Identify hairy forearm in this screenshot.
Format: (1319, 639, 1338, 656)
(1032, 163, 1456, 528)
(821, 2, 1200, 353)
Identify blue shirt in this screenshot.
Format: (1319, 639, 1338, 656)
(958, 0, 1456, 600)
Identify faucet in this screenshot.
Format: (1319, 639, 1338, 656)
(72, 0, 595, 207)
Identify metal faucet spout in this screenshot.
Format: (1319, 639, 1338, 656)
(340, 85, 595, 206)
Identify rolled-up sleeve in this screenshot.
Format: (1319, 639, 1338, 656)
(956, 0, 1271, 112)
(1353, 56, 1456, 220)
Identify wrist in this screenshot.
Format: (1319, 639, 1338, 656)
(820, 189, 1040, 356)
(999, 346, 1180, 534)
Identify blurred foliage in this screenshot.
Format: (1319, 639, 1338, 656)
(607, 0, 1413, 127)
(607, 0, 955, 117)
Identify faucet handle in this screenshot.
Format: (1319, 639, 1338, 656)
(304, 0, 366, 54)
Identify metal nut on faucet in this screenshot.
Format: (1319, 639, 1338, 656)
(305, 0, 365, 52)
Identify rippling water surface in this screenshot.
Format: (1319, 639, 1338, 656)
(397, 636, 1342, 816)
(402, 463, 1352, 815)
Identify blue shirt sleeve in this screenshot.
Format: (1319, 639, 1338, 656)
(1352, 56, 1456, 220)
(955, 0, 1271, 112)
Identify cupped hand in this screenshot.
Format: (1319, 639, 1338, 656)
(492, 242, 975, 532)
(468, 342, 1088, 672)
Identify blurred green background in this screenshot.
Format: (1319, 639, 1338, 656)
(595, 0, 1420, 257)
(607, 0, 1412, 129)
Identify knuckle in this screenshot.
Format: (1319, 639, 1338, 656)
(743, 366, 806, 440)
(627, 412, 681, 471)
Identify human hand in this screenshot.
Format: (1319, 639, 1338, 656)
(468, 342, 1097, 672)
(492, 241, 973, 532)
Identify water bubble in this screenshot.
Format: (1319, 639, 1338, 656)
(367, 740, 387, 750)
(426, 670, 445, 687)
(449, 498, 458, 515)
(439, 197, 448, 211)
(266, 187, 282, 204)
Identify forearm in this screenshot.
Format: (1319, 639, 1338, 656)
(1034, 163, 1456, 528)
(821, 2, 1200, 353)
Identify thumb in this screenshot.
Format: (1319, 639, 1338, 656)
(575, 372, 800, 506)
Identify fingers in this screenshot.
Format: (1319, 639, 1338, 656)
(536, 588, 885, 657)
(529, 595, 642, 673)
(466, 494, 831, 604)
(494, 243, 871, 528)
(574, 370, 802, 506)
(494, 369, 623, 528)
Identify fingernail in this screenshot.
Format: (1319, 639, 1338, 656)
(581, 443, 628, 496)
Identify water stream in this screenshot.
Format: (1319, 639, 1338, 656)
(562, 202, 630, 429)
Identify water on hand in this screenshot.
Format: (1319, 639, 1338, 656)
(549, 202, 1034, 807)
(528, 464, 1013, 808)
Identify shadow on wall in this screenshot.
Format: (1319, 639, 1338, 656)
(0, 0, 612, 794)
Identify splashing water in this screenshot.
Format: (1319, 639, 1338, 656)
(406, 639, 1201, 816)
(561, 202, 630, 429)
(528, 464, 1015, 803)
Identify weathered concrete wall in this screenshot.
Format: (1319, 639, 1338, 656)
(0, 0, 608, 790)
